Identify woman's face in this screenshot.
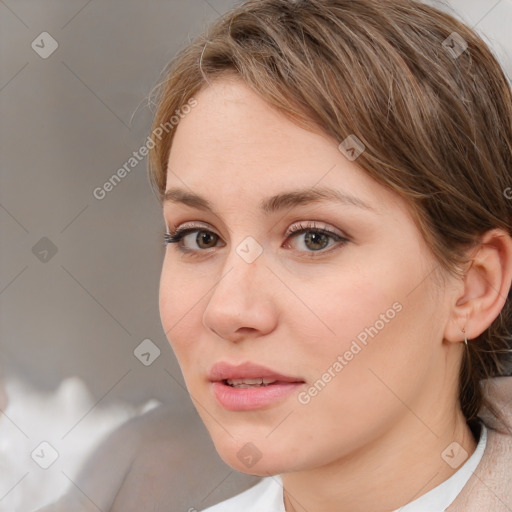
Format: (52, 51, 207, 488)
(160, 77, 459, 475)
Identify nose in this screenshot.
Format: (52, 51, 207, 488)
(202, 244, 278, 343)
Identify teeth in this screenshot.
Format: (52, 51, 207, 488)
(226, 378, 277, 387)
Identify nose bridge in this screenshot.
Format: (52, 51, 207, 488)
(214, 234, 266, 300)
(202, 233, 274, 339)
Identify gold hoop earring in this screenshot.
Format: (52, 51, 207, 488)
(462, 327, 468, 346)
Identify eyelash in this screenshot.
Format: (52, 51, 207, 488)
(163, 221, 349, 258)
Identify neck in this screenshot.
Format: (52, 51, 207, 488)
(282, 408, 477, 512)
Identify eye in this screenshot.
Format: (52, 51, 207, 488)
(163, 224, 222, 254)
(283, 221, 349, 255)
(163, 221, 349, 256)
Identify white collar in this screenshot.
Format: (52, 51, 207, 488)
(201, 422, 488, 512)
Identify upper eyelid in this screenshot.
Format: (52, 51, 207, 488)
(169, 221, 342, 237)
(163, 201, 354, 237)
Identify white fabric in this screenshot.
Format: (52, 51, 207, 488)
(201, 423, 488, 512)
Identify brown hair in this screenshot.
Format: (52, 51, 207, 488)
(147, 0, 512, 428)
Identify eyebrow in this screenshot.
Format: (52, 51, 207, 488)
(163, 186, 376, 215)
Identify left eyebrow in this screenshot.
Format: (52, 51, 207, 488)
(163, 185, 377, 215)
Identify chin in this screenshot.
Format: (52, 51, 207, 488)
(219, 450, 291, 477)
(209, 433, 304, 476)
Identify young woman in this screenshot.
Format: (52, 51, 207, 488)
(147, 1, 512, 510)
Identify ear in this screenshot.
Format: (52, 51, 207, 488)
(444, 228, 512, 343)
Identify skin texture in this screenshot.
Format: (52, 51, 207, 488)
(160, 76, 512, 512)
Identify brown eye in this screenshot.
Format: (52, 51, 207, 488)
(285, 222, 349, 255)
(164, 227, 222, 253)
(196, 231, 219, 249)
(164, 222, 349, 257)
(302, 231, 330, 251)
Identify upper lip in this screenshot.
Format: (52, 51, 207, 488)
(208, 361, 305, 383)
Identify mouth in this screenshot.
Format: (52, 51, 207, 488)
(208, 361, 306, 411)
(223, 377, 284, 388)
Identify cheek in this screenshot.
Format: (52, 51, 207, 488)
(288, 256, 431, 401)
(284, 297, 428, 466)
(287, 262, 400, 356)
(317, 247, 429, 349)
(158, 258, 205, 356)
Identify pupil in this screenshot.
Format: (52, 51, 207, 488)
(198, 231, 216, 248)
(305, 232, 328, 250)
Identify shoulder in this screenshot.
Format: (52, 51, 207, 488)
(199, 476, 283, 512)
(448, 375, 512, 512)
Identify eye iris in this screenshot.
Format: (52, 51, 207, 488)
(304, 232, 329, 251)
(197, 231, 217, 249)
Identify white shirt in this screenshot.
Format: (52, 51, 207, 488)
(201, 423, 488, 512)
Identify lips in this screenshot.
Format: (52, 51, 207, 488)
(208, 361, 306, 411)
(208, 361, 304, 384)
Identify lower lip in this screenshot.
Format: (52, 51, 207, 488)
(211, 381, 304, 411)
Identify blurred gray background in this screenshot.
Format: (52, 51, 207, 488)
(0, 0, 511, 510)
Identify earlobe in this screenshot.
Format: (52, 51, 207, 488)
(444, 228, 512, 344)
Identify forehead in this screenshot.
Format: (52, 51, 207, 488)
(166, 77, 401, 217)
(169, 77, 323, 165)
